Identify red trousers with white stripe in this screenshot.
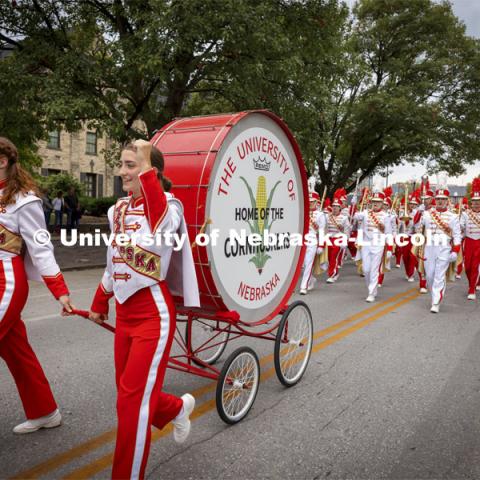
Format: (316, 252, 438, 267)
(327, 243, 342, 278)
(0, 256, 57, 419)
(112, 282, 183, 480)
(399, 240, 416, 278)
(464, 237, 480, 295)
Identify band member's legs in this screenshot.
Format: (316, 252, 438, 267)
(300, 245, 316, 290)
(113, 284, 182, 480)
(464, 238, 480, 294)
(0, 257, 57, 419)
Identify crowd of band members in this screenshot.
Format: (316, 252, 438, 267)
(301, 178, 480, 314)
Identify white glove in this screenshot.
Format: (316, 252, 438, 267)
(316, 247, 324, 255)
(418, 204, 425, 212)
(449, 252, 458, 263)
(351, 196, 357, 205)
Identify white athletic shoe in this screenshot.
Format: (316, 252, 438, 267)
(326, 277, 335, 284)
(407, 276, 415, 283)
(467, 293, 476, 301)
(419, 287, 428, 294)
(430, 304, 440, 314)
(395, 264, 401, 269)
(13, 409, 62, 434)
(365, 295, 375, 303)
(172, 394, 195, 444)
(299, 288, 307, 295)
(476, 286, 480, 291)
(455, 274, 462, 280)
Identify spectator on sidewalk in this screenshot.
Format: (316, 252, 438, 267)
(64, 187, 80, 231)
(40, 187, 53, 230)
(52, 191, 64, 232)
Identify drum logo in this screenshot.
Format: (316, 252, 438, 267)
(239, 175, 281, 274)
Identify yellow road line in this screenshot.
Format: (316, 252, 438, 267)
(11, 288, 416, 480)
(60, 291, 419, 479)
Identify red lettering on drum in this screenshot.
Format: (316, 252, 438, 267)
(217, 157, 237, 196)
(237, 273, 280, 301)
(288, 179, 296, 200)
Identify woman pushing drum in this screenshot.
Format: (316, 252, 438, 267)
(0, 137, 74, 434)
(89, 139, 200, 479)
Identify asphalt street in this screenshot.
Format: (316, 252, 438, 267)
(1, 261, 480, 480)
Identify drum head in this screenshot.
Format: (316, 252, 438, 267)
(205, 112, 306, 323)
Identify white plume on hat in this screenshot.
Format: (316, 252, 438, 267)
(436, 172, 448, 190)
(372, 177, 384, 194)
(307, 175, 317, 193)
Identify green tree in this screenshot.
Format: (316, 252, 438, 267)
(0, 0, 339, 145)
(280, 0, 480, 194)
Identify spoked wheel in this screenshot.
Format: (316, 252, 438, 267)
(274, 301, 313, 387)
(186, 319, 230, 366)
(216, 347, 260, 424)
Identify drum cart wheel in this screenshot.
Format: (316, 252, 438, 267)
(216, 346, 260, 424)
(274, 301, 313, 387)
(186, 318, 230, 366)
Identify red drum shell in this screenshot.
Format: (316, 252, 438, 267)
(151, 110, 308, 324)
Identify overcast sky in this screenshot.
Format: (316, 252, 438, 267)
(343, 0, 480, 185)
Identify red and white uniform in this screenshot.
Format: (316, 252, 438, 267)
(300, 209, 326, 291)
(326, 211, 350, 278)
(460, 209, 480, 295)
(413, 205, 432, 290)
(354, 209, 393, 297)
(419, 208, 461, 305)
(91, 169, 199, 480)
(0, 179, 69, 420)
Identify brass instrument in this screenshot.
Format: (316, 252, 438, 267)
(400, 186, 410, 221)
(319, 186, 327, 211)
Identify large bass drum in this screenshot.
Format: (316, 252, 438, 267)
(152, 110, 308, 325)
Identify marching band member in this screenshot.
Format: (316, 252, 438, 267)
(378, 188, 395, 287)
(326, 190, 350, 283)
(89, 140, 200, 479)
(354, 190, 393, 302)
(455, 197, 469, 279)
(418, 182, 461, 313)
(0, 137, 74, 434)
(400, 193, 421, 282)
(414, 181, 434, 293)
(460, 179, 480, 300)
(300, 191, 326, 294)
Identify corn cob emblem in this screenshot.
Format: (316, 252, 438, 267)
(239, 175, 282, 275)
(256, 176, 267, 233)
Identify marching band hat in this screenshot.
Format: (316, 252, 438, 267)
(435, 188, 450, 199)
(371, 191, 385, 202)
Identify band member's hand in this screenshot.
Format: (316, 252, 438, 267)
(133, 139, 152, 172)
(448, 252, 458, 263)
(316, 247, 323, 255)
(59, 295, 75, 315)
(89, 311, 108, 324)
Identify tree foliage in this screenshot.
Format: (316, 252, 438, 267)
(0, 0, 479, 190)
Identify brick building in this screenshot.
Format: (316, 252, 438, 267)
(38, 129, 123, 198)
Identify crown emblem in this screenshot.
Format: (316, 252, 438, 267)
(253, 156, 271, 172)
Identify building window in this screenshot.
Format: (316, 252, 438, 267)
(41, 168, 61, 176)
(82, 172, 98, 197)
(86, 131, 97, 155)
(47, 131, 60, 149)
